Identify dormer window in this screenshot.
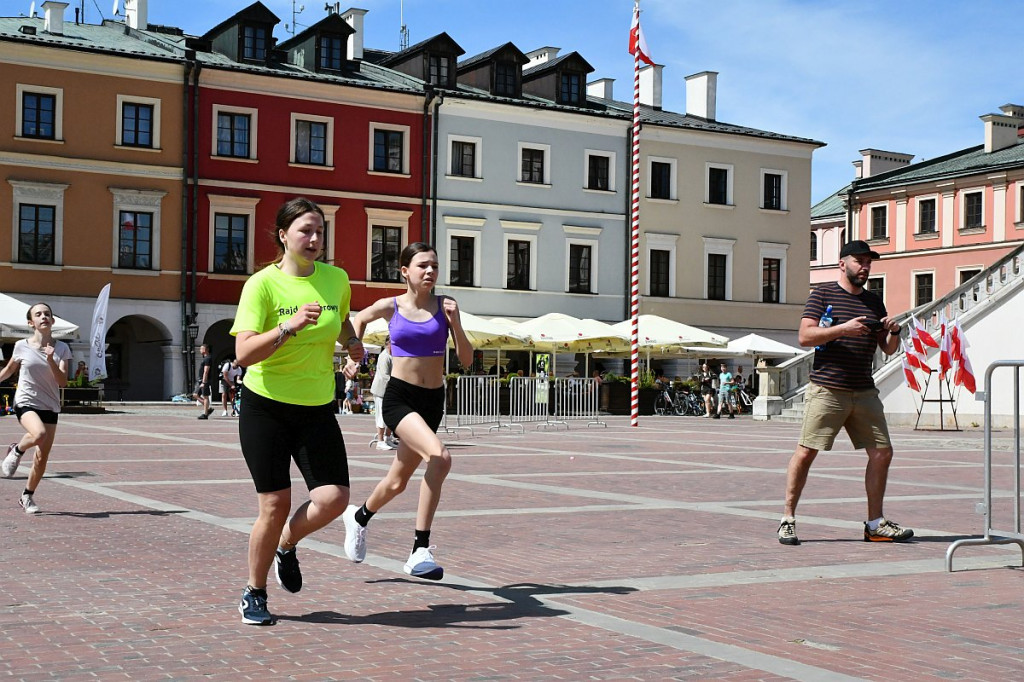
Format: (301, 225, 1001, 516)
(559, 71, 582, 105)
(318, 34, 344, 71)
(427, 54, 452, 87)
(494, 61, 518, 97)
(242, 24, 269, 61)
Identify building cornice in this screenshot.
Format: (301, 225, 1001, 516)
(0, 151, 182, 180)
(201, 71, 423, 114)
(641, 125, 817, 159)
(0, 41, 181, 83)
(440, 97, 630, 135)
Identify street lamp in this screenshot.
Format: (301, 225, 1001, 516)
(187, 322, 199, 344)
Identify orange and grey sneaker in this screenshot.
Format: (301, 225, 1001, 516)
(863, 518, 914, 542)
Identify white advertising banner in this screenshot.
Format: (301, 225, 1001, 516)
(88, 283, 112, 381)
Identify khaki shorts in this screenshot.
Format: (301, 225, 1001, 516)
(799, 382, 891, 451)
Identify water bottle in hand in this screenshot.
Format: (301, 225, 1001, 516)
(814, 305, 833, 351)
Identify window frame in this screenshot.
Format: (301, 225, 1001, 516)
(368, 123, 411, 176)
(445, 228, 481, 287)
(583, 150, 615, 193)
(760, 168, 788, 211)
(447, 134, 482, 180)
(427, 53, 453, 87)
(364, 207, 412, 283)
(517, 142, 551, 186)
(503, 234, 538, 291)
(493, 60, 519, 97)
(8, 180, 67, 269)
(110, 188, 166, 273)
(212, 104, 258, 161)
(558, 70, 583, 106)
(703, 237, 735, 301)
(866, 275, 886, 305)
(116, 95, 161, 150)
(645, 232, 678, 298)
(758, 241, 789, 304)
(564, 234, 599, 295)
(956, 266, 982, 286)
(290, 112, 334, 168)
(15, 84, 63, 142)
(647, 156, 676, 201)
(705, 162, 734, 206)
(868, 202, 888, 240)
(809, 232, 818, 261)
(961, 189, 985, 230)
(913, 270, 935, 307)
(240, 23, 269, 62)
(916, 195, 938, 234)
(206, 195, 258, 278)
(317, 33, 346, 72)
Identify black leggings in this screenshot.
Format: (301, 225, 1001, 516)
(238, 386, 350, 494)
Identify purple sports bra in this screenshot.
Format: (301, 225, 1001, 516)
(388, 297, 449, 357)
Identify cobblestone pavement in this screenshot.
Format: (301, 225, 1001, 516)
(1, 406, 1022, 680)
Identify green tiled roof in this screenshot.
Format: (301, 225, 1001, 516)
(0, 17, 179, 62)
(855, 140, 1024, 191)
(811, 184, 850, 220)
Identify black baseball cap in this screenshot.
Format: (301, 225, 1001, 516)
(839, 240, 880, 260)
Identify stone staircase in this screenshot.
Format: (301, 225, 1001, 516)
(762, 242, 1024, 423)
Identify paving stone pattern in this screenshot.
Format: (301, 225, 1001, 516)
(1, 407, 1022, 680)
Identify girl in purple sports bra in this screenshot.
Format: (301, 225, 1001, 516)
(347, 242, 472, 580)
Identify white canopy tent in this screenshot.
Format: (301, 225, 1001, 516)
(725, 333, 804, 359)
(0, 293, 79, 342)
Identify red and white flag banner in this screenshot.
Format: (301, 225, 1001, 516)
(912, 314, 939, 349)
(629, 3, 655, 66)
(938, 325, 953, 379)
(954, 346, 977, 394)
(902, 356, 923, 392)
(902, 340, 928, 373)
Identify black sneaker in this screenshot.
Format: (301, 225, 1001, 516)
(778, 517, 800, 545)
(275, 547, 302, 593)
(238, 586, 275, 625)
(728, 413, 735, 419)
(197, 413, 208, 420)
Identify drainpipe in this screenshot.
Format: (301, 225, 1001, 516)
(844, 177, 858, 250)
(429, 89, 444, 248)
(420, 85, 435, 238)
(180, 57, 194, 394)
(189, 60, 202, 391)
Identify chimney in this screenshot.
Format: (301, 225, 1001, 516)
(982, 112, 1021, 153)
(639, 64, 663, 109)
(998, 103, 1024, 120)
(124, 0, 148, 30)
(685, 71, 717, 120)
(858, 149, 913, 178)
(852, 160, 863, 179)
(525, 47, 560, 70)
(342, 8, 367, 61)
(42, 1, 68, 35)
(586, 78, 614, 101)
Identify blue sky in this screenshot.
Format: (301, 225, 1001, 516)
(51, 0, 1024, 203)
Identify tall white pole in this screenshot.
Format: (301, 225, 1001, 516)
(629, 1, 642, 427)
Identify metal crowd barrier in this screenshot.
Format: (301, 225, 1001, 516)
(551, 377, 606, 428)
(454, 375, 508, 434)
(508, 376, 550, 431)
(439, 381, 472, 438)
(946, 360, 1024, 571)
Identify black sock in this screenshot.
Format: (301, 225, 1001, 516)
(23, 489, 33, 497)
(14, 445, 24, 455)
(413, 529, 431, 551)
(354, 504, 375, 526)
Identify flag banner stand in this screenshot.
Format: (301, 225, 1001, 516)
(914, 370, 961, 431)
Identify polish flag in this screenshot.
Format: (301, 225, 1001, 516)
(912, 314, 939, 348)
(950, 318, 965, 365)
(938, 325, 952, 379)
(903, 340, 929, 372)
(910, 326, 926, 355)
(629, 6, 655, 66)
(954, 346, 977, 394)
(902, 356, 923, 392)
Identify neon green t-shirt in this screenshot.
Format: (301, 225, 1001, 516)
(230, 261, 350, 406)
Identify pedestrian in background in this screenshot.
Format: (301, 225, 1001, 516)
(370, 337, 397, 450)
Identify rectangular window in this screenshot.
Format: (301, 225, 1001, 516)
(959, 269, 981, 285)
(242, 25, 268, 61)
(871, 205, 887, 239)
(213, 214, 248, 274)
(449, 236, 475, 286)
(915, 273, 934, 307)
(373, 130, 404, 173)
(650, 249, 670, 297)
(21, 92, 56, 139)
(650, 161, 671, 199)
(319, 34, 344, 71)
(506, 240, 531, 290)
(428, 54, 450, 86)
(117, 210, 152, 269)
(763, 173, 783, 210)
(762, 258, 781, 303)
(121, 102, 154, 148)
(867, 276, 885, 304)
(559, 72, 581, 105)
(217, 113, 251, 158)
(18, 204, 55, 264)
(494, 61, 516, 96)
(810, 233, 818, 261)
(918, 198, 936, 234)
(568, 244, 592, 294)
(965, 192, 983, 228)
(708, 167, 729, 205)
(521, 148, 544, 184)
(587, 155, 609, 191)
(707, 253, 727, 300)
(371, 226, 402, 282)
(451, 140, 476, 177)
(295, 120, 327, 165)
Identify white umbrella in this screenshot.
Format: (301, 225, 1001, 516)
(513, 313, 627, 353)
(360, 311, 531, 350)
(725, 333, 804, 358)
(0, 293, 79, 341)
(610, 314, 727, 353)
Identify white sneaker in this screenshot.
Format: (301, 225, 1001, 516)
(20, 493, 39, 514)
(221, 410, 229, 417)
(2, 444, 23, 478)
(403, 546, 443, 580)
(342, 505, 367, 563)
(375, 440, 396, 451)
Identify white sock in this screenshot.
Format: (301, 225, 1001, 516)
(867, 517, 884, 530)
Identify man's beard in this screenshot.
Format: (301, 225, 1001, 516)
(845, 270, 868, 288)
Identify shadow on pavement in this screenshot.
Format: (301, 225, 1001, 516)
(44, 510, 187, 518)
(278, 580, 636, 629)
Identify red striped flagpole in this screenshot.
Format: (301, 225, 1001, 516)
(629, 1, 642, 427)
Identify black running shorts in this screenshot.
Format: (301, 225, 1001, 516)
(381, 377, 445, 435)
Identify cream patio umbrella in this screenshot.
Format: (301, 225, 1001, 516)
(609, 314, 728, 368)
(0, 293, 80, 341)
(512, 313, 628, 375)
(724, 333, 803, 359)
(360, 311, 531, 350)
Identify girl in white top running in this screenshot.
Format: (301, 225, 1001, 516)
(0, 303, 72, 513)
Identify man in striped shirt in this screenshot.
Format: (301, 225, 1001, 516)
(778, 240, 914, 546)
